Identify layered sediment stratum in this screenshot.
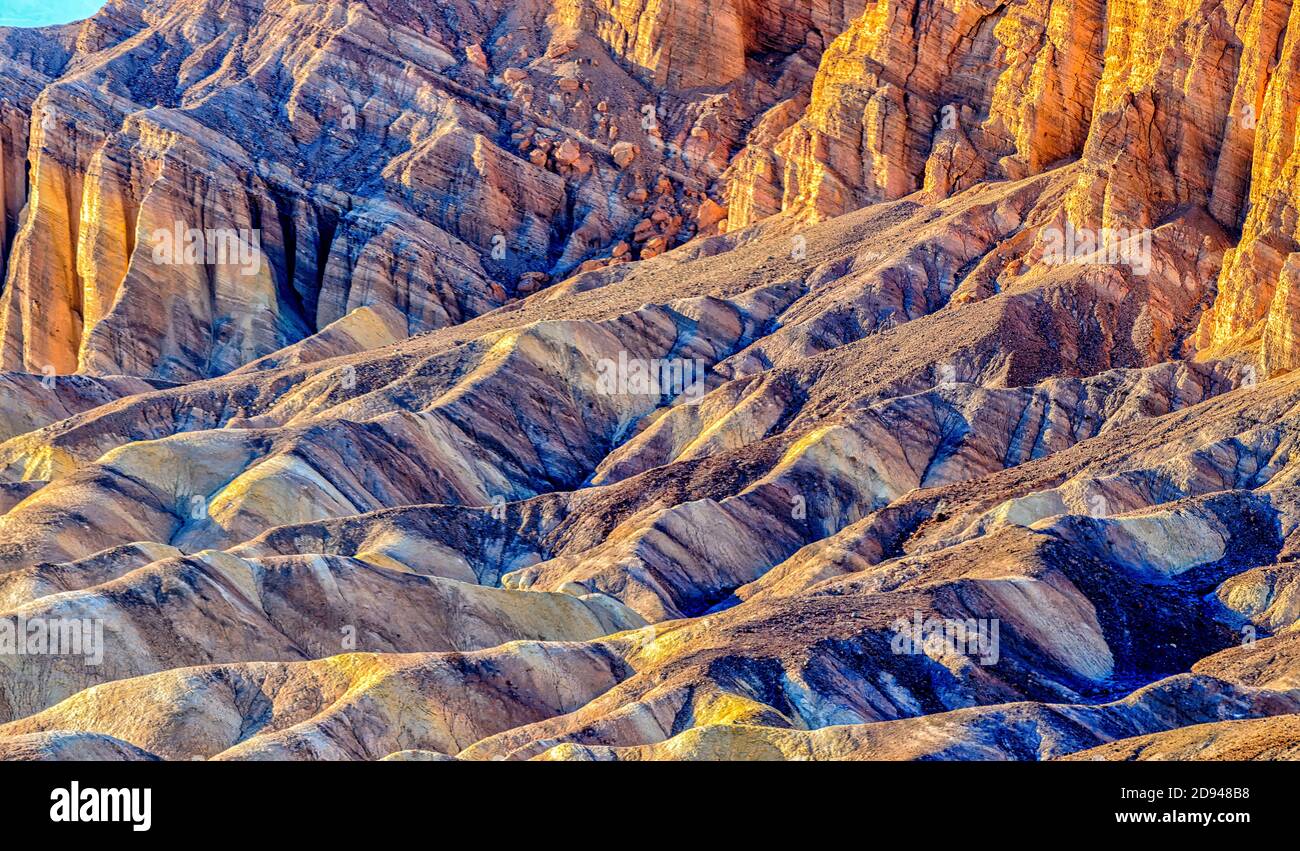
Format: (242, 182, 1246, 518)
(2, 0, 1300, 761)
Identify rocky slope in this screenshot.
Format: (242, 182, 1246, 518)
(3, 0, 1300, 761)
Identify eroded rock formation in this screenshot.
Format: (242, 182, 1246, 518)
(3, 0, 1300, 762)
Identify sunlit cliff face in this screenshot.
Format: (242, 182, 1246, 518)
(1, 0, 1300, 762)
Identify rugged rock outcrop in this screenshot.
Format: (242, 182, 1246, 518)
(0, 0, 867, 381)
